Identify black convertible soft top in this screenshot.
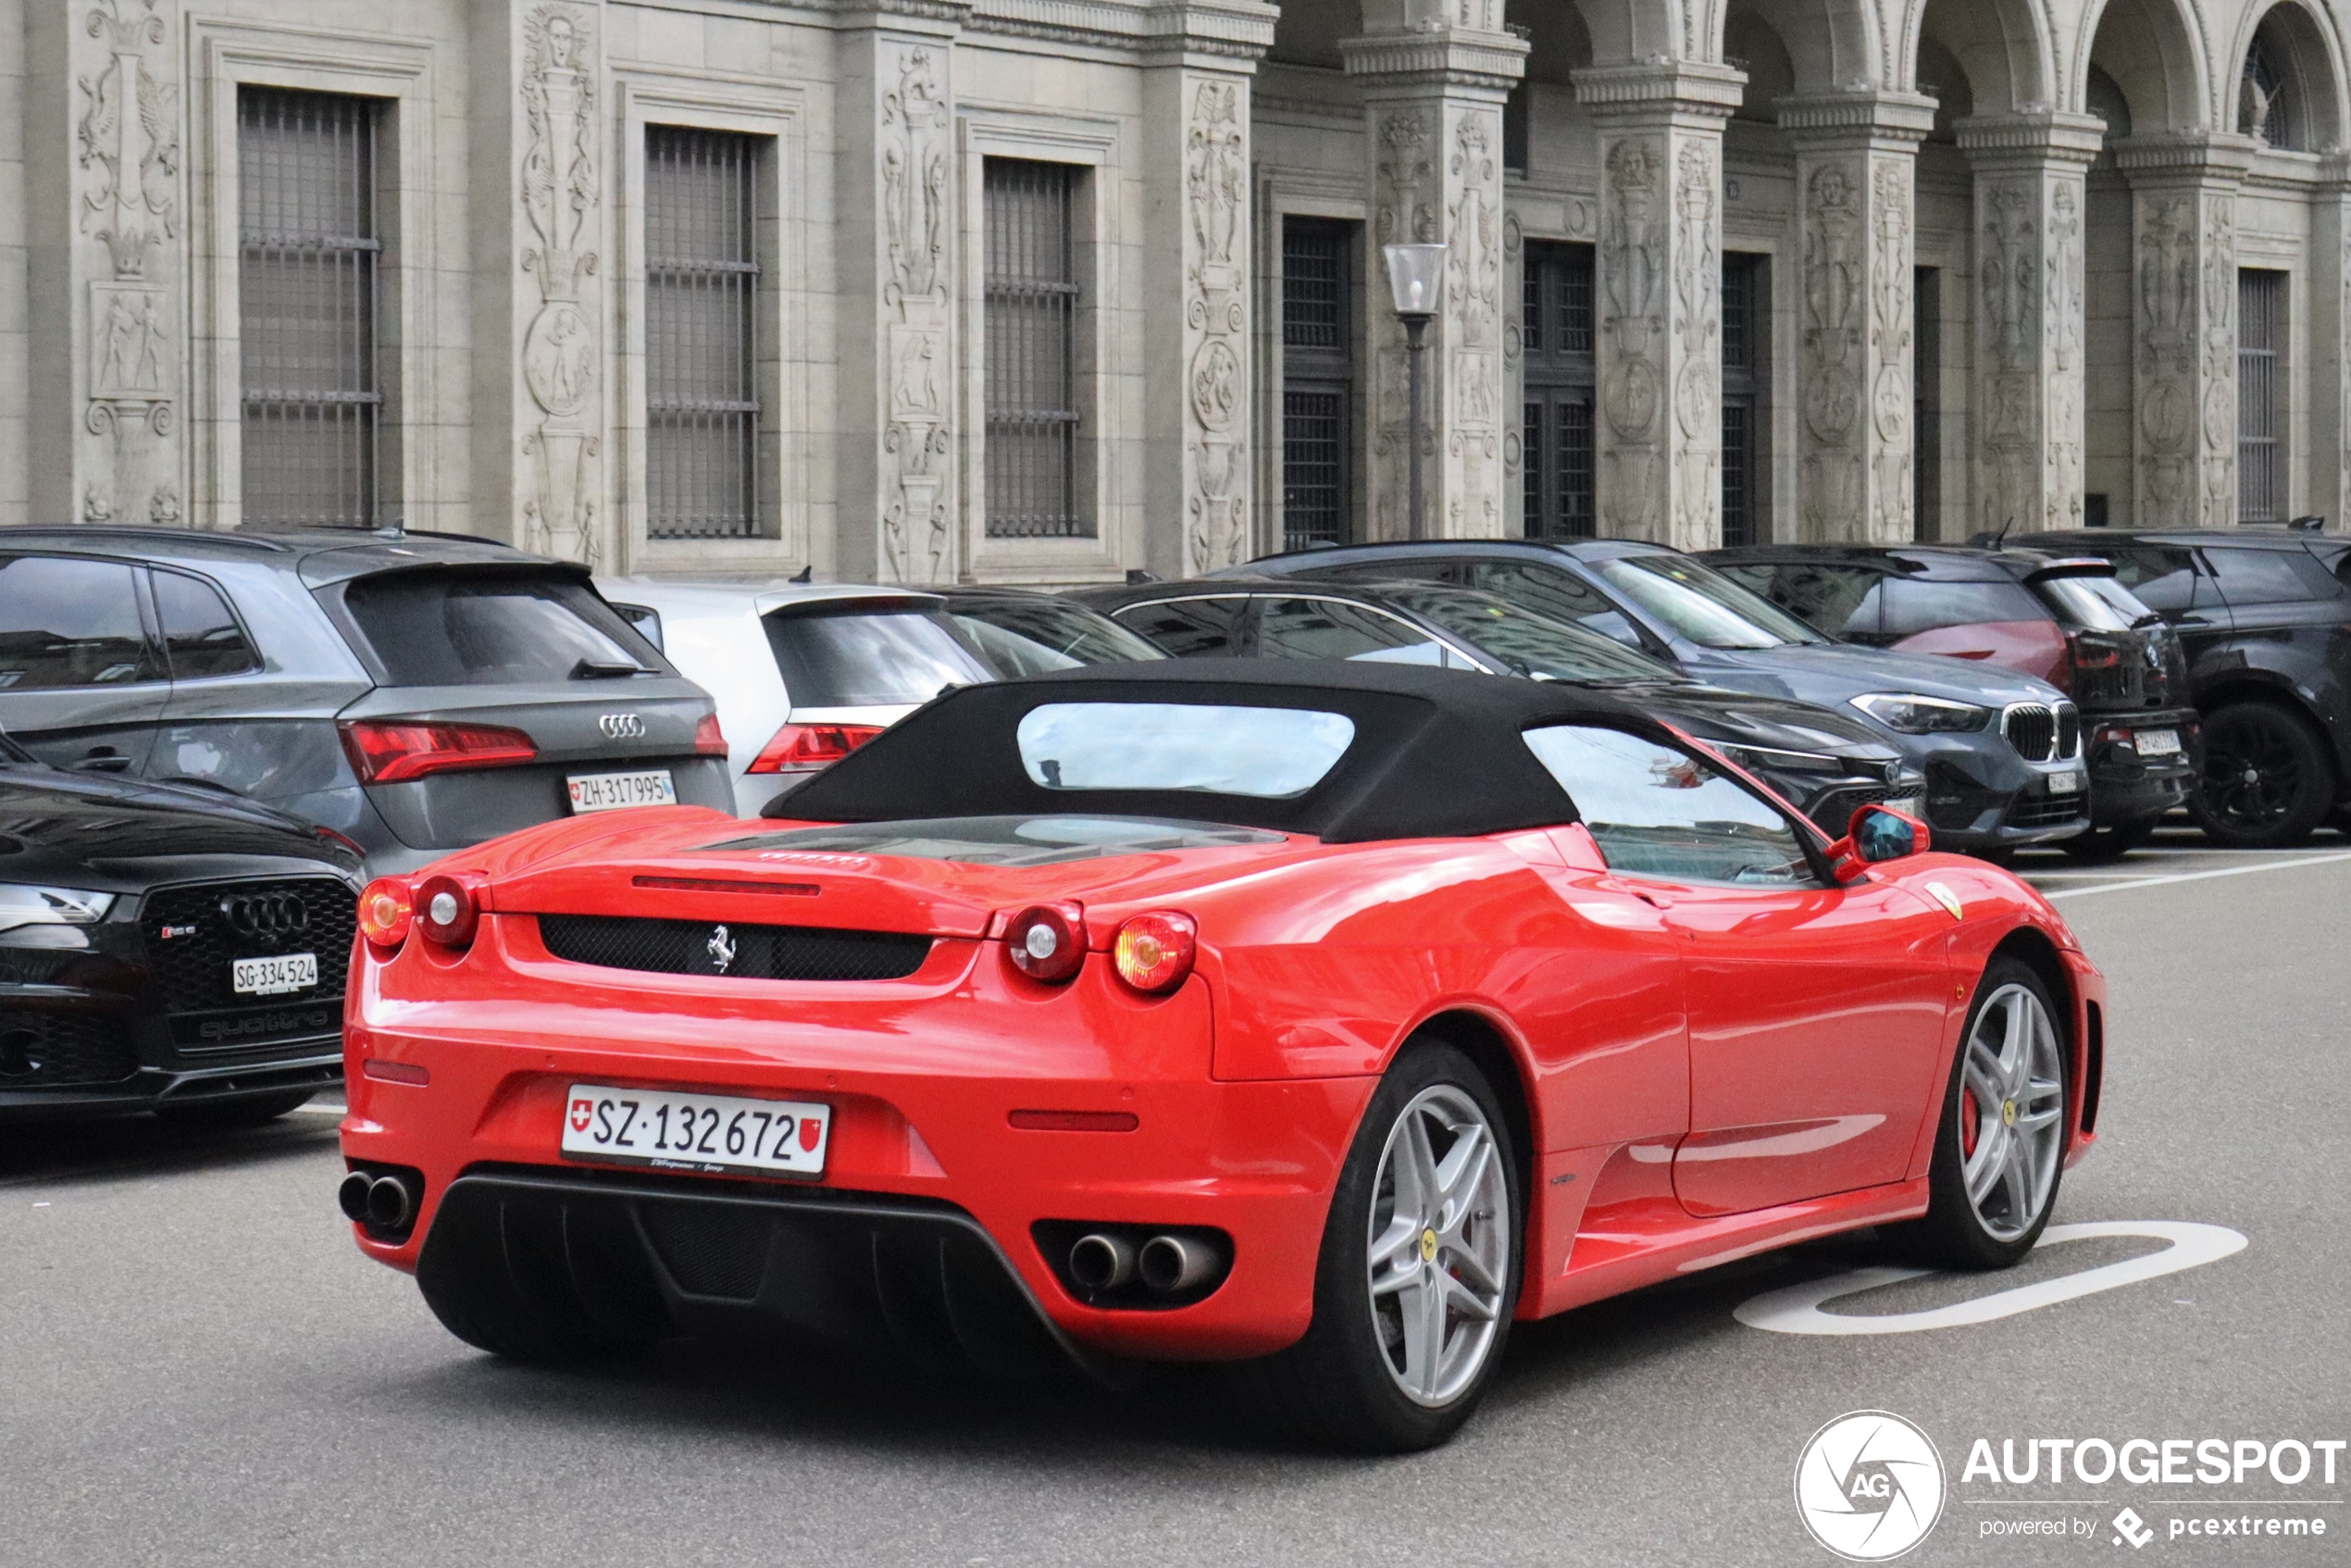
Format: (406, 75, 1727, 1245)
(763, 660, 1673, 842)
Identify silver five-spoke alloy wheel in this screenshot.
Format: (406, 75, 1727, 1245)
(1958, 982, 2066, 1242)
(1365, 1085, 1511, 1406)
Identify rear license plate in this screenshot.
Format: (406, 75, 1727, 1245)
(2046, 770, 2082, 795)
(567, 769, 677, 813)
(231, 952, 318, 996)
(2135, 728, 2182, 757)
(560, 1084, 831, 1177)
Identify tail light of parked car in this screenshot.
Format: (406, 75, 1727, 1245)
(340, 719, 540, 785)
(358, 877, 414, 950)
(2058, 630, 2136, 705)
(746, 723, 884, 775)
(692, 713, 728, 756)
(413, 874, 482, 949)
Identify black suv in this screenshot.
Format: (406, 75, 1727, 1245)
(1701, 543, 2199, 858)
(2009, 527, 2351, 847)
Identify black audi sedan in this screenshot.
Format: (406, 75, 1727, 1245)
(1215, 540, 2089, 856)
(1701, 543, 2199, 859)
(2007, 525, 2351, 848)
(0, 732, 359, 1125)
(1066, 575, 1925, 838)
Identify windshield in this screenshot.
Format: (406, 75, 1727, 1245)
(1016, 703, 1355, 797)
(2034, 573, 2155, 632)
(764, 607, 993, 707)
(1588, 554, 1827, 649)
(949, 598, 1164, 678)
(1385, 588, 1683, 683)
(342, 569, 667, 686)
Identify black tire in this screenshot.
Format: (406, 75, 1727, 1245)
(2058, 818, 2158, 862)
(152, 1089, 317, 1128)
(1227, 1039, 1523, 1453)
(2191, 700, 2336, 848)
(1968, 846, 2016, 867)
(1888, 958, 2068, 1270)
(415, 1198, 663, 1364)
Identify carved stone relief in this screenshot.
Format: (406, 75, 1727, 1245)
(1978, 180, 2040, 534)
(1446, 110, 1501, 533)
(1869, 159, 1913, 533)
(2045, 180, 2083, 529)
(517, 4, 602, 565)
(1670, 140, 1717, 539)
(1186, 80, 1249, 572)
(879, 45, 952, 583)
(2197, 198, 2237, 529)
(1372, 109, 1434, 541)
(1799, 161, 1862, 533)
(1598, 135, 1664, 534)
(2136, 195, 2197, 518)
(75, 0, 180, 528)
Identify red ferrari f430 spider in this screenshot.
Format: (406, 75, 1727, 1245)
(341, 662, 2103, 1450)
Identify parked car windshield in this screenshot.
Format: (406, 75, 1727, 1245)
(342, 568, 666, 686)
(764, 606, 993, 708)
(950, 598, 1164, 677)
(1016, 702, 1354, 797)
(1586, 554, 1828, 649)
(1382, 587, 1683, 683)
(2034, 572, 2154, 632)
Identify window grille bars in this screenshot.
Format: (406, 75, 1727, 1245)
(2238, 268, 2284, 525)
(646, 127, 764, 540)
(1282, 218, 1354, 549)
(238, 88, 382, 529)
(1523, 242, 1596, 541)
(984, 159, 1085, 539)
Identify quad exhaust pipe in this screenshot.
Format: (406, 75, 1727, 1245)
(339, 1169, 420, 1233)
(1065, 1229, 1224, 1297)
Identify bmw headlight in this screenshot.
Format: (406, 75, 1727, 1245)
(1849, 693, 1994, 734)
(0, 884, 118, 934)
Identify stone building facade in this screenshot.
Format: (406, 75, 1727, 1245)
(1, 0, 2346, 583)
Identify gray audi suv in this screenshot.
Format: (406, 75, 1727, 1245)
(0, 526, 729, 874)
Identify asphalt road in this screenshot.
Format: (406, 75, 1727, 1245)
(5, 828, 2346, 1568)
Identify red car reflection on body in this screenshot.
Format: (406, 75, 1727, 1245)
(340, 662, 2104, 1451)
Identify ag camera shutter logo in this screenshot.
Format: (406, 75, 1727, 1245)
(1795, 1411, 1947, 1561)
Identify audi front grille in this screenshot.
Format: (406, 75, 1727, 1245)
(141, 877, 358, 1054)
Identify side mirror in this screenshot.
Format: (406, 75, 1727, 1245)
(1825, 804, 1932, 883)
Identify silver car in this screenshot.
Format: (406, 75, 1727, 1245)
(0, 525, 729, 874)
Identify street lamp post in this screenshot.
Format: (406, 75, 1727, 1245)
(1382, 243, 1446, 541)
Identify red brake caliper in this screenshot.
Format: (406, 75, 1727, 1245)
(1958, 1086, 1980, 1158)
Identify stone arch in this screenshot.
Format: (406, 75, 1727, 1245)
(1723, 0, 1798, 119)
(1905, 0, 2055, 118)
(2078, 0, 2211, 133)
(1520, 0, 1596, 86)
(1724, 0, 1883, 93)
(1269, 0, 1359, 70)
(1553, 0, 1693, 69)
(2222, 0, 2348, 152)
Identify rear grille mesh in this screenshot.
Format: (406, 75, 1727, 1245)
(0, 1014, 138, 1087)
(537, 915, 932, 981)
(141, 877, 357, 1053)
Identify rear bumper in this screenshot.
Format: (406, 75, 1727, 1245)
(419, 1166, 1117, 1381)
(342, 942, 1373, 1361)
(0, 1045, 341, 1119)
(2083, 709, 2199, 828)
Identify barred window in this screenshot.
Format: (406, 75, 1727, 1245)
(647, 128, 764, 540)
(1283, 218, 1355, 550)
(985, 159, 1086, 539)
(239, 89, 384, 528)
(1522, 242, 1595, 541)
(1721, 253, 1767, 547)
(2239, 269, 2285, 525)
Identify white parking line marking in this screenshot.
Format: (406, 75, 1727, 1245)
(287, 1102, 347, 1116)
(1732, 1221, 2247, 1335)
(2039, 850, 2351, 901)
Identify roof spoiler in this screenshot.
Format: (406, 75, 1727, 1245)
(2021, 556, 2118, 582)
(2289, 514, 2326, 532)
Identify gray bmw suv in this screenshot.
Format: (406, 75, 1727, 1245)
(0, 527, 729, 873)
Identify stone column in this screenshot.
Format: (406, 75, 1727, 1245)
(1954, 114, 2104, 536)
(2113, 135, 2255, 530)
(1343, 14, 1526, 541)
(1142, 9, 1270, 577)
(2314, 156, 2351, 531)
(28, 0, 186, 529)
(1777, 93, 1934, 541)
(837, 6, 964, 585)
(1572, 63, 1742, 550)
(470, 0, 612, 564)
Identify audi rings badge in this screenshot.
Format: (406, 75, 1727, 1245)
(220, 890, 311, 944)
(599, 714, 646, 740)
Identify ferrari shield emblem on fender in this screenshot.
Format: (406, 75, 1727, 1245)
(706, 924, 737, 974)
(1923, 881, 1963, 920)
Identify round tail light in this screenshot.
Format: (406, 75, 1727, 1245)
(414, 874, 479, 948)
(1006, 902, 1085, 983)
(357, 877, 414, 950)
(1113, 912, 1196, 994)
